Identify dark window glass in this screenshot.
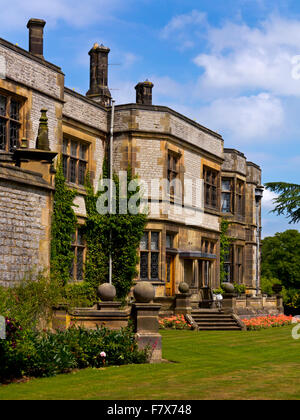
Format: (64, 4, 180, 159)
(203, 166, 219, 209)
(140, 231, 160, 281)
(0, 119, 6, 150)
(0, 96, 6, 116)
(63, 138, 88, 186)
(0, 94, 21, 152)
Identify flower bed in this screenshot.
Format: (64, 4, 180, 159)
(241, 315, 300, 330)
(159, 315, 192, 330)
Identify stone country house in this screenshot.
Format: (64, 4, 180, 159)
(0, 19, 281, 321)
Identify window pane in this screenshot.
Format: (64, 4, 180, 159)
(140, 252, 148, 279)
(77, 248, 84, 281)
(0, 96, 6, 116)
(79, 144, 87, 159)
(63, 139, 68, 154)
(166, 234, 173, 249)
(140, 232, 148, 250)
(70, 158, 77, 183)
(77, 229, 84, 246)
(222, 179, 231, 192)
(78, 160, 86, 185)
(151, 252, 159, 279)
(151, 232, 159, 250)
(10, 100, 20, 121)
(9, 121, 19, 151)
(221, 192, 231, 213)
(0, 118, 6, 150)
(62, 155, 68, 179)
(71, 141, 77, 157)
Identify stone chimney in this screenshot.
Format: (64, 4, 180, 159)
(135, 80, 154, 105)
(86, 43, 112, 107)
(27, 18, 46, 58)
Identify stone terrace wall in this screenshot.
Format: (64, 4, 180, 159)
(0, 165, 52, 287)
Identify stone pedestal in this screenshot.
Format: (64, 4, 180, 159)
(222, 293, 236, 313)
(97, 301, 122, 311)
(276, 295, 284, 313)
(132, 303, 162, 363)
(175, 293, 192, 315)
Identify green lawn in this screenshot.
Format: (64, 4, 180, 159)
(1, 326, 300, 400)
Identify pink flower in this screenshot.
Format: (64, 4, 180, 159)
(100, 351, 106, 358)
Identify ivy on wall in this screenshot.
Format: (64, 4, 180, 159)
(83, 164, 148, 301)
(50, 160, 77, 286)
(219, 218, 234, 284)
(50, 158, 147, 304)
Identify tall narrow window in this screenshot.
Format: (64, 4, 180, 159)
(70, 228, 86, 282)
(236, 246, 244, 284)
(63, 137, 88, 186)
(221, 178, 233, 213)
(236, 179, 245, 216)
(140, 231, 160, 281)
(0, 93, 21, 152)
(167, 152, 180, 196)
(203, 166, 219, 209)
(224, 246, 233, 283)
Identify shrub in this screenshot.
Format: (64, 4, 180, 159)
(0, 274, 62, 331)
(0, 324, 148, 383)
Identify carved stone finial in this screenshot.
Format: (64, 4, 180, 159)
(36, 108, 50, 151)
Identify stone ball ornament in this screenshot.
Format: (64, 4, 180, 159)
(222, 282, 235, 294)
(178, 282, 190, 294)
(97, 283, 116, 301)
(133, 281, 155, 303)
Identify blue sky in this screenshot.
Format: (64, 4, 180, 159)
(0, 0, 299, 237)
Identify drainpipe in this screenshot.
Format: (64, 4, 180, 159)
(255, 186, 264, 296)
(109, 100, 115, 285)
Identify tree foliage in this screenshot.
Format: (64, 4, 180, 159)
(261, 229, 300, 310)
(265, 182, 300, 224)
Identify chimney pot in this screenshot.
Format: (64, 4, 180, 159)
(27, 18, 46, 58)
(135, 81, 154, 105)
(86, 43, 112, 107)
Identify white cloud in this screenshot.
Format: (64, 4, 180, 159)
(194, 15, 300, 97)
(0, 0, 127, 29)
(161, 10, 207, 50)
(262, 189, 278, 211)
(198, 92, 284, 141)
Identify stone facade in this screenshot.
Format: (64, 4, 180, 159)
(0, 20, 263, 306)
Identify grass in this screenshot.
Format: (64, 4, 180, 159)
(0, 326, 300, 400)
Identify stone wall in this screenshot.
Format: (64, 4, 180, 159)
(0, 165, 52, 287)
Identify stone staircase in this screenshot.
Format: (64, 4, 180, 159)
(188, 309, 246, 331)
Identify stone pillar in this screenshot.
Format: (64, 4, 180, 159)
(132, 282, 162, 363)
(222, 294, 237, 314)
(175, 282, 192, 315)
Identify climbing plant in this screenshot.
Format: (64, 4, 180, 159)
(83, 164, 148, 301)
(219, 218, 234, 283)
(50, 160, 77, 286)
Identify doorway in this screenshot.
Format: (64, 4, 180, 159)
(165, 254, 175, 296)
